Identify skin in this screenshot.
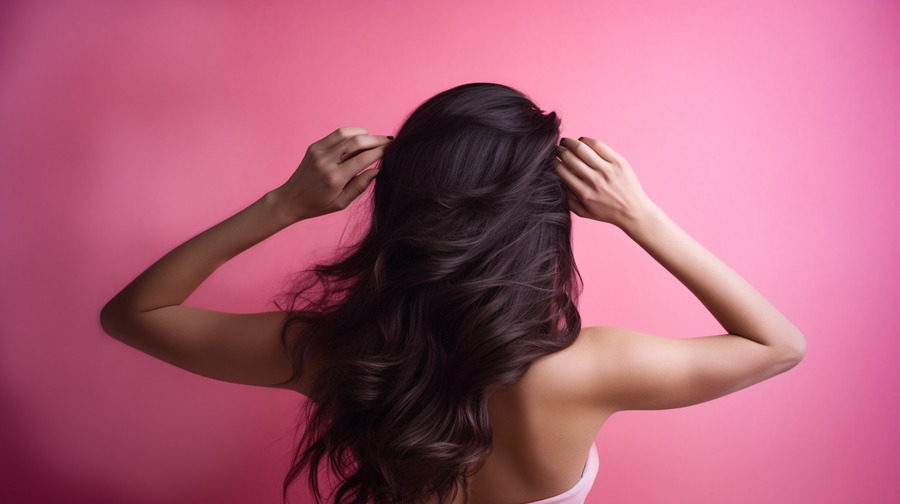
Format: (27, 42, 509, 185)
(101, 128, 806, 504)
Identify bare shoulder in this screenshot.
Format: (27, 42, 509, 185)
(513, 326, 617, 409)
(279, 317, 324, 398)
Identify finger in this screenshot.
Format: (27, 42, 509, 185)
(555, 159, 591, 201)
(334, 134, 392, 165)
(315, 127, 369, 151)
(577, 137, 626, 166)
(560, 137, 614, 174)
(558, 145, 608, 184)
(333, 168, 379, 210)
(567, 195, 589, 218)
(338, 144, 387, 178)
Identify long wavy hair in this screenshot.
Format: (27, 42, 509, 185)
(279, 83, 582, 504)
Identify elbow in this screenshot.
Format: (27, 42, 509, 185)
(780, 328, 807, 370)
(100, 299, 128, 342)
(99, 301, 116, 337)
(794, 331, 807, 363)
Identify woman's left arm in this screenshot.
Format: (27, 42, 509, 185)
(100, 127, 391, 391)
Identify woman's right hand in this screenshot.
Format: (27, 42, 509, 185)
(556, 137, 655, 229)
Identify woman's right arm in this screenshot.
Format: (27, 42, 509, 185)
(556, 137, 805, 411)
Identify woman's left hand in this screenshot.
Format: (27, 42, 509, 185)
(273, 127, 392, 223)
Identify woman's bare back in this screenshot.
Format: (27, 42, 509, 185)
(451, 329, 611, 504)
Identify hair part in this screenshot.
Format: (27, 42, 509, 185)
(279, 82, 582, 504)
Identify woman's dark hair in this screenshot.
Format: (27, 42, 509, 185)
(279, 82, 582, 504)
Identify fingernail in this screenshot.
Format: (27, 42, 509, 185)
(387, 136, 394, 140)
(578, 137, 584, 141)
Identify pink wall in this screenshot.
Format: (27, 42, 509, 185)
(1, 1, 897, 502)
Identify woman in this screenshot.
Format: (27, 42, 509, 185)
(101, 83, 805, 504)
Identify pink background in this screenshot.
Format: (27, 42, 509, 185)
(1, 1, 898, 502)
